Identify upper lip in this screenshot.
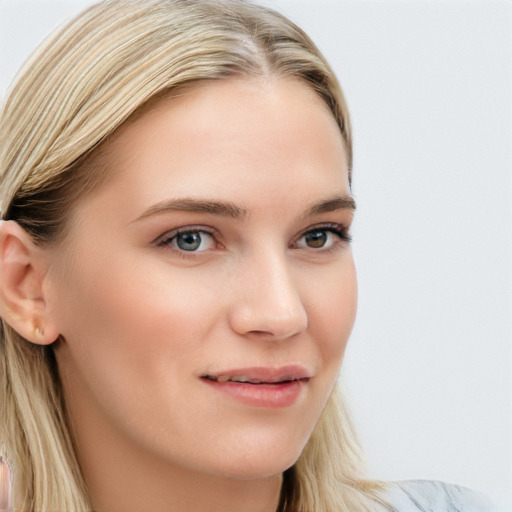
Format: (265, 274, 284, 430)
(201, 365, 312, 384)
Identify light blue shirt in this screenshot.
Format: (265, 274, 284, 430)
(385, 480, 495, 512)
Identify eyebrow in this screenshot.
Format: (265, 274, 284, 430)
(134, 194, 356, 223)
(134, 198, 246, 222)
(304, 195, 356, 217)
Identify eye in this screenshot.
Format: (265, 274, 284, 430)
(294, 225, 351, 250)
(159, 229, 216, 252)
(302, 230, 329, 248)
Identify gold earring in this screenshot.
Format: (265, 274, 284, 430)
(35, 327, 44, 338)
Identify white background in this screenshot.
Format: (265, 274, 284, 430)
(1, 1, 510, 510)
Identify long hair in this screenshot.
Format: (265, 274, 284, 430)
(0, 1, 386, 510)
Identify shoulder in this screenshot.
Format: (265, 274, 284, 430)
(383, 480, 496, 512)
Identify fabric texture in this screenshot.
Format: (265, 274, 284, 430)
(384, 480, 495, 512)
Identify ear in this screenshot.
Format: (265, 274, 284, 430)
(0, 220, 60, 345)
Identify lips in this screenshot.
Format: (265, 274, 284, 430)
(200, 365, 311, 408)
(206, 375, 305, 384)
(201, 365, 311, 385)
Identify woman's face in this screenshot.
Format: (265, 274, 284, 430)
(46, 77, 357, 480)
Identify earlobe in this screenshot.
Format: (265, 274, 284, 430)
(0, 220, 60, 345)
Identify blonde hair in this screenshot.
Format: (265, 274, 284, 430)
(0, 1, 386, 510)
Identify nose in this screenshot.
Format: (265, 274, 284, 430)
(227, 251, 308, 340)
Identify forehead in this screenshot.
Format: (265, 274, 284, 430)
(112, 78, 345, 170)
(70, 77, 350, 227)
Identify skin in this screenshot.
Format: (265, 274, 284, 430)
(11, 78, 357, 512)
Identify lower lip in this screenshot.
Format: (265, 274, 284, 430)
(202, 378, 306, 408)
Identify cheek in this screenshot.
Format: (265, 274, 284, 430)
(306, 257, 357, 363)
(50, 255, 223, 442)
(55, 247, 208, 336)
(51, 249, 228, 400)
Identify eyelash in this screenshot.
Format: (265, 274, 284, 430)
(156, 223, 352, 257)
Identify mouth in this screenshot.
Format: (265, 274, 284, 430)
(201, 365, 311, 385)
(200, 366, 311, 408)
(202, 375, 310, 385)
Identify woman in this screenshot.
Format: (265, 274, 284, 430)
(0, 1, 493, 511)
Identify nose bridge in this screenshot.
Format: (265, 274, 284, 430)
(229, 245, 308, 339)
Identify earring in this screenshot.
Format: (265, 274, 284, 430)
(34, 327, 44, 339)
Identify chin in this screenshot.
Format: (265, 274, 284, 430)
(207, 438, 305, 481)
(219, 459, 297, 481)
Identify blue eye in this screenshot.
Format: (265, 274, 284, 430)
(162, 230, 216, 252)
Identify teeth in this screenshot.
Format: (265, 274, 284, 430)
(216, 375, 263, 383)
(206, 374, 303, 384)
(216, 375, 298, 384)
(228, 376, 251, 383)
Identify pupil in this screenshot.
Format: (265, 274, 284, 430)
(177, 232, 201, 251)
(306, 230, 327, 248)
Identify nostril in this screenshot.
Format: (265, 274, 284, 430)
(248, 330, 274, 336)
